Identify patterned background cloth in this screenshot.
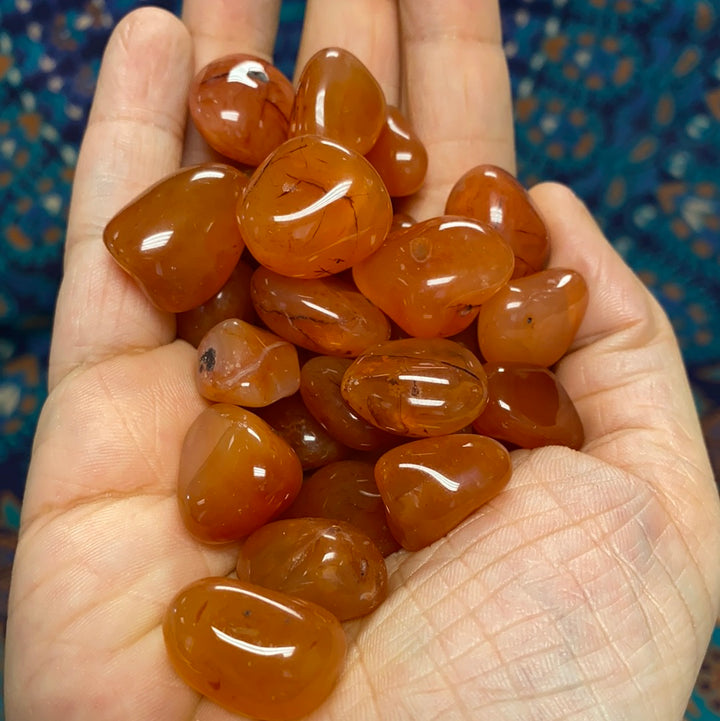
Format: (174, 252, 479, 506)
(0, 0, 718, 718)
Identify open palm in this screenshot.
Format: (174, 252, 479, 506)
(6, 2, 720, 720)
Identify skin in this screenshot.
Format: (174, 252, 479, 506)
(5, 2, 720, 720)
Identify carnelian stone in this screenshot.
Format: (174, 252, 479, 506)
(472, 363, 584, 449)
(238, 135, 392, 278)
(352, 216, 514, 338)
(255, 393, 349, 470)
(290, 48, 386, 155)
(163, 577, 345, 721)
(375, 434, 512, 551)
(104, 164, 246, 312)
(188, 54, 295, 166)
(284, 460, 400, 556)
(178, 404, 303, 543)
(300, 356, 398, 451)
(236, 518, 388, 621)
(365, 105, 428, 197)
(477, 268, 588, 367)
(391, 212, 416, 231)
(251, 266, 391, 356)
(196, 319, 300, 406)
(445, 164, 550, 278)
(341, 338, 488, 437)
(176, 259, 257, 347)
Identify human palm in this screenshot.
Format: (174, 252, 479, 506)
(6, 3, 720, 720)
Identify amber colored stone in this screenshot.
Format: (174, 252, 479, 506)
(341, 338, 488, 437)
(176, 259, 257, 347)
(196, 319, 300, 406)
(238, 135, 392, 278)
(445, 164, 550, 278)
(290, 48, 386, 155)
(391, 212, 416, 231)
(375, 434, 512, 551)
(104, 164, 246, 312)
(477, 268, 588, 367)
(255, 393, 349, 470)
(250, 266, 391, 356)
(472, 363, 584, 449)
(163, 577, 345, 721)
(352, 216, 514, 338)
(178, 404, 303, 543)
(188, 54, 295, 166)
(284, 460, 400, 556)
(300, 356, 398, 451)
(365, 106, 428, 197)
(236, 518, 387, 621)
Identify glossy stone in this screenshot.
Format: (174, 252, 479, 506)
(477, 268, 588, 367)
(255, 393, 349, 470)
(390, 212, 416, 231)
(251, 266, 391, 356)
(178, 404, 303, 543)
(236, 518, 388, 620)
(188, 54, 295, 166)
(238, 135, 392, 278)
(365, 105, 428, 197)
(176, 259, 256, 347)
(300, 356, 398, 451)
(104, 164, 246, 312)
(284, 460, 400, 556)
(352, 216, 514, 337)
(445, 164, 550, 278)
(341, 338, 488, 437)
(290, 48, 386, 155)
(375, 434, 512, 551)
(196, 319, 300, 406)
(164, 577, 345, 721)
(472, 363, 584, 449)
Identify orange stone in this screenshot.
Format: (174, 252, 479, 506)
(390, 212, 416, 231)
(472, 362, 585, 449)
(290, 47, 386, 155)
(104, 164, 246, 312)
(300, 356, 399, 451)
(477, 268, 588, 367)
(188, 54, 295, 166)
(283, 459, 400, 556)
(365, 105, 428, 197)
(375, 434, 512, 551)
(176, 259, 257, 347)
(255, 393, 349, 470)
(352, 216, 514, 337)
(445, 164, 550, 278)
(250, 266, 391, 356)
(238, 135, 392, 278)
(177, 404, 303, 543)
(236, 518, 388, 620)
(163, 577, 345, 721)
(196, 319, 300, 406)
(340, 338, 488, 436)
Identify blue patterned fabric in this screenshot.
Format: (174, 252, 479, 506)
(1, 1, 718, 718)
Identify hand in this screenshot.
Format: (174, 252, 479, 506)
(6, 2, 720, 720)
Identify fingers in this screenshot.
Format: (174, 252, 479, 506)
(181, 0, 282, 165)
(398, 0, 514, 220)
(182, 0, 281, 69)
(294, 0, 400, 105)
(49, 8, 193, 391)
(531, 182, 714, 487)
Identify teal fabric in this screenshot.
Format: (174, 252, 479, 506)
(1, 1, 718, 718)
